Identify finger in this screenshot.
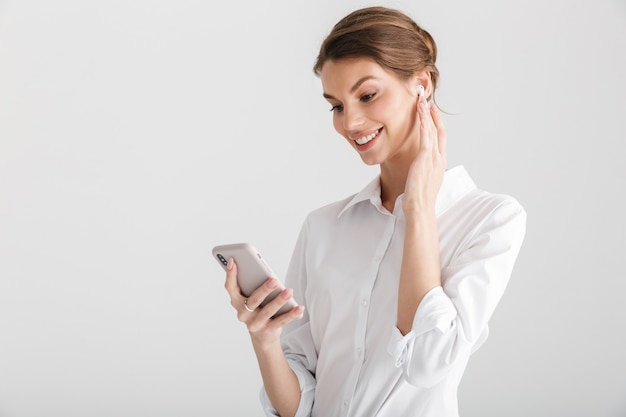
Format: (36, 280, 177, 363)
(431, 104, 447, 156)
(254, 287, 295, 321)
(267, 305, 305, 329)
(224, 258, 241, 297)
(245, 277, 280, 311)
(418, 95, 434, 153)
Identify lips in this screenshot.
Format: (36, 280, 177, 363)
(353, 128, 381, 145)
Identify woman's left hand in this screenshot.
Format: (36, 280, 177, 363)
(402, 93, 447, 215)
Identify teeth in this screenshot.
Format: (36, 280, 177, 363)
(355, 129, 380, 145)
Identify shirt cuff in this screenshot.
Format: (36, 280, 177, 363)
(387, 286, 457, 367)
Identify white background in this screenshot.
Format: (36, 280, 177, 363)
(1, 0, 625, 416)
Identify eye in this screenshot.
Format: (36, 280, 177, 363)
(361, 93, 376, 102)
(329, 104, 344, 113)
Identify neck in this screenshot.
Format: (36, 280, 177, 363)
(379, 160, 411, 212)
(378, 134, 421, 212)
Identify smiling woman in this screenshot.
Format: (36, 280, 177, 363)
(2, 0, 626, 416)
(320, 57, 428, 170)
(221, 6, 526, 417)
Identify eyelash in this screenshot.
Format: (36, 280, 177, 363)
(361, 93, 376, 102)
(329, 93, 377, 113)
(330, 104, 343, 113)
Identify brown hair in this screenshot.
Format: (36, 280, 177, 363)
(313, 6, 440, 102)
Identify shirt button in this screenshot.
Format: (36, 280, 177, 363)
(374, 255, 382, 262)
(362, 299, 369, 307)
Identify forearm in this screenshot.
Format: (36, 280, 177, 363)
(397, 210, 442, 335)
(252, 338, 301, 417)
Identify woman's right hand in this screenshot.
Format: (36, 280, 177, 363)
(225, 258, 305, 417)
(224, 258, 304, 346)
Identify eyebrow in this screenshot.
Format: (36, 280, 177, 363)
(322, 75, 378, 100)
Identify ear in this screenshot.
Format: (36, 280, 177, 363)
(412, 70, 433, 99)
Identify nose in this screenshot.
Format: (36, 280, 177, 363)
(341, 105, 364, 131)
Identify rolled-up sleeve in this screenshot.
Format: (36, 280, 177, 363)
(388, 198, 527, 388)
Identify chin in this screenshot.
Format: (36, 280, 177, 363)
(358, 154, 384, 166)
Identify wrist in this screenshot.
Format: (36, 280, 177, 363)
(250, 333, 282, 354)
(402, 203, 436, 221)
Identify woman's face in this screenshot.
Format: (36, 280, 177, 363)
(320, 57, 421, 167)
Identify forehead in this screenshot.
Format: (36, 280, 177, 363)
(320, 57, 397, 94)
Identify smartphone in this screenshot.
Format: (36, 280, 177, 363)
(212, 243, 298, 318)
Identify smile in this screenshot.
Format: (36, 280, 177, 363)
(354, 128, 381, 145)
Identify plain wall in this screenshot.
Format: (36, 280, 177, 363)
(1, 0, 625, 416)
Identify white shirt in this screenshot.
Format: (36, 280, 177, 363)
(260, 165, 526, 417)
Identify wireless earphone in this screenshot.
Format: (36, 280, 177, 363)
(417, 84, 431, 108)
(417, 84, 430, 108)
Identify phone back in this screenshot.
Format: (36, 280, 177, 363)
(212, 243, 275, 298)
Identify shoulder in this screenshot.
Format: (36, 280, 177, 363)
(460, 188, 525, 220)
(440, 166, 526, 230)
(437, 187, 527, 272)
(447, 188, 527, 257)
(438, 168, 527, 256)
(447, 187, 526, 237)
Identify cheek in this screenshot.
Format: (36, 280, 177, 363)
(367, 99, 386, 116)
(370, 96, 402, 121)
(387, 96, 416, 128)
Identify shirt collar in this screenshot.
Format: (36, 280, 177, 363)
(338, 165, 477, 218)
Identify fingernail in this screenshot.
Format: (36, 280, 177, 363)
(226, 258, 234, 270)
(281, 288, 292, 299)
(267, 278, 278, 289)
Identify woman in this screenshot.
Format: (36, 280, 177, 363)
(224, 6, 526, 417)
